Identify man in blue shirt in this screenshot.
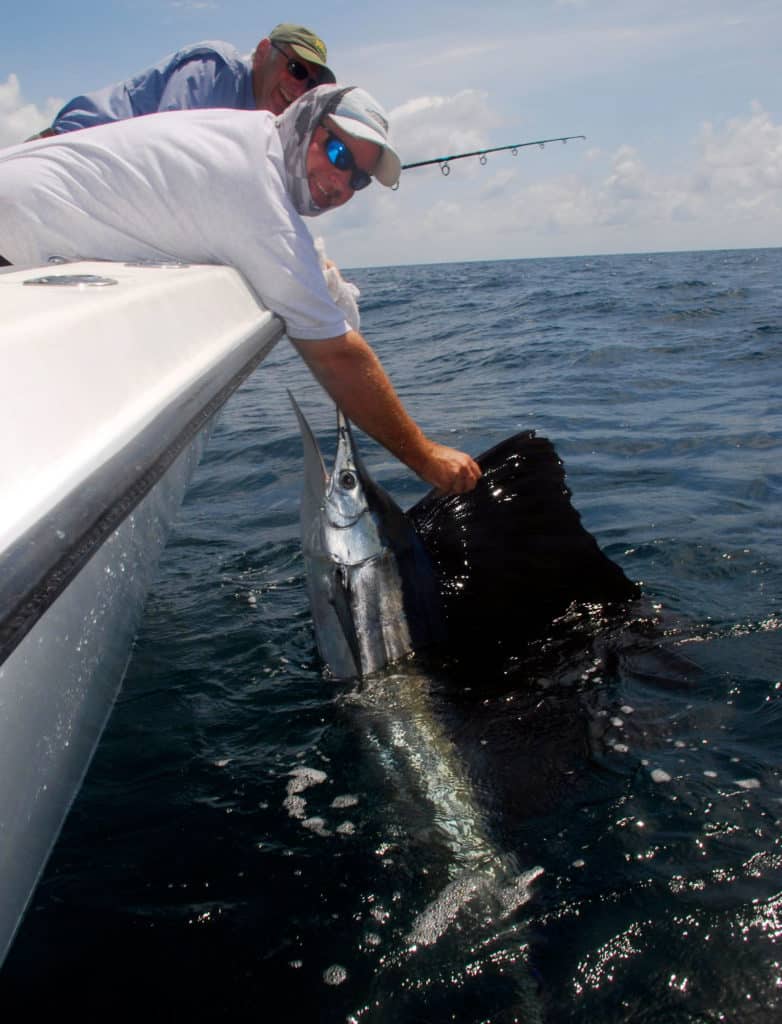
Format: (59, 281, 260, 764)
(31, 23, 335, 138)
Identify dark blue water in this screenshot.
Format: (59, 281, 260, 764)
(4, 248, 781, 1021)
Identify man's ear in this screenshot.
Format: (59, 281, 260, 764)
(252, 37, 271, 72)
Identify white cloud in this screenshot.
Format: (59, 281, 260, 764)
(0, 74, 62, 147)
(490, 105, 782, 245)
(698, 102, 782, 195)
(324, 99, 782, 266)
(389, 90, 500, 166)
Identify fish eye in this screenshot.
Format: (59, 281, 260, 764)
(339, 470, 357, 490)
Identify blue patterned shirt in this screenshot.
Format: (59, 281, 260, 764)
(52, 41, 255, 133)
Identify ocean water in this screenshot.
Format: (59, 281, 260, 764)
(3, 247, 781, 1021)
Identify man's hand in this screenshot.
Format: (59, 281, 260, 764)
(411, 440, 482, 494)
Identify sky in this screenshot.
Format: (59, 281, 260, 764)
(1, 0, 780, 268)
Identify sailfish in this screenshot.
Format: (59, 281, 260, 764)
(287, 395, 643, 989)
(288, 394, 638, 681)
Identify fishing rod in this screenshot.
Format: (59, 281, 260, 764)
(400, 134, 586, 176)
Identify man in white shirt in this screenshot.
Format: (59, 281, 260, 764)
(0, 85, 481, 495)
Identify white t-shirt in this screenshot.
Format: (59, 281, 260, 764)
(0, 108, 349, 341)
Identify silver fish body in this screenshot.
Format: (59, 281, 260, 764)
(290, 395, 445, 680)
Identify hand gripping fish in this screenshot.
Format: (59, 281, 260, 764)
(289, 393, 638, 681)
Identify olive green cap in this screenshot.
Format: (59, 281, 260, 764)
(269, 24, 336, 83)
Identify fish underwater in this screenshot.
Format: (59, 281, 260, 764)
(289, 393, 639, 683)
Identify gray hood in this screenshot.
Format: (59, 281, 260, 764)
(275, 84, 354, 218)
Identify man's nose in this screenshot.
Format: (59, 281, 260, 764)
(329, 166, 354, 201)
(288, 77, 309, 99)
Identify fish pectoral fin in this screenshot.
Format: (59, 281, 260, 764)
(330, 568, 363, 678)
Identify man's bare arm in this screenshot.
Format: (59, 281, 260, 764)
(290, 329, 481, 494)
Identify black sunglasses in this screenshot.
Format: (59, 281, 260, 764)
(270, 41, 321, 91)
(324, 134, 372, 191)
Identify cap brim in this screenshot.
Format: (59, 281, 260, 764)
(329, 113, 401, 187)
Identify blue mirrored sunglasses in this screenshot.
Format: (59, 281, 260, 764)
(324, 134, 372, 192)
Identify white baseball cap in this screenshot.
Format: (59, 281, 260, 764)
(328, 87, 401, 188)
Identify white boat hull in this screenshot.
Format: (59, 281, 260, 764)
(0, 260, 283, 963)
